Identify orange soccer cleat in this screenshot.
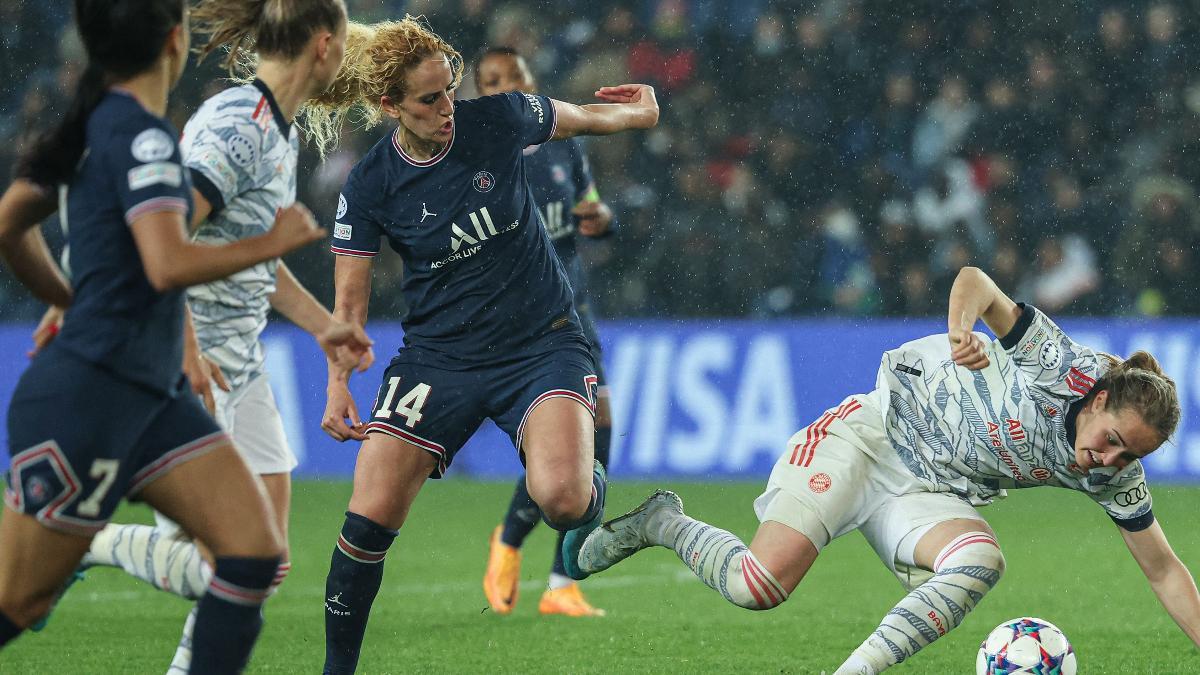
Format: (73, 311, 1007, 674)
(538, 582, 607, 617)
(483, 525, 522, 615)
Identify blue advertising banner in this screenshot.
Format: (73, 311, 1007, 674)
(2, 318, 1200, 482)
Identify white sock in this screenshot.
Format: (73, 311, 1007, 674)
(547, 572, 574, 591)
(88, 523, 211, 600)
(659, 514, 788, 610)
(166, 606, 196, 674)
(836, 532, 1004, 673)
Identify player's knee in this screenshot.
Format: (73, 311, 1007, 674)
(536, 490, 588, 526)
(934, 533, 1005, 584)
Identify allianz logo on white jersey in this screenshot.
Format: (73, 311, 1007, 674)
(432, 206, 519, 269)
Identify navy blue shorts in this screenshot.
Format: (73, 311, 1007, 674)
(365, 345, 598, 478)
(575, 300, 607, 388)
(5, 346, 227, 536)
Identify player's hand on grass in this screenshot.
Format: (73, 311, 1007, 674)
(184, 352, 229, 415)
(319, 321, 374, 374)
(266, 203, 326, 256)
(322, 383, 368, 442)
(574, 200, 612, 237)
(594, 84, 659, 128)
(949, 323, 990, 371)
(28, 305, 64, 357)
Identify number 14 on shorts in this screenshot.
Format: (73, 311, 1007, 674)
(374, 377, 432, 428)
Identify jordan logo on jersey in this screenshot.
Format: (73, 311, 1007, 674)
(421, 203, 437, 222)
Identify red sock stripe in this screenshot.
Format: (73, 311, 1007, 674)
(208, 577, 270, 607)
(740, 558, 768, 609)
(933, 533, 999, 571)
(742, 556, 780, 607)
(337, 535, 387, 564)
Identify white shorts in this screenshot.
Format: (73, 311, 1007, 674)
(155, 373, 294, 535)
(753, 393, 983, 590)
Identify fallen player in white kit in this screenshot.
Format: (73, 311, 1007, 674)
(578, 266, 1200, 673)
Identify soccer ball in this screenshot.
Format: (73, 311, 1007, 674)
(976, 617, 1076, 674)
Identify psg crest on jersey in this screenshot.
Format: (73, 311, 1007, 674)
(473, 170, 496, 193)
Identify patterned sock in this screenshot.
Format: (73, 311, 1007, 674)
(543, 460, 606, 532)
(660, 514, 788, 610)
(0, 608, 22, 647)
(167, 560, 288, 674)
(500, 475, 541, 548)
(189, 555, 279, 674)
(88, 523, 211, 599)
(324, 512, 398, 675)
(837, 532, 1004, 673)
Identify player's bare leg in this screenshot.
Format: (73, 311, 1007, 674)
(325, 435, 434, 674)
(835, 518, 1004, 674)
(139, 442, 284, 674)
(0, 508, 93, 642)
(521, 397, 605, 581)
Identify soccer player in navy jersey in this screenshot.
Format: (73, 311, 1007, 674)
(41, 1, 369, 671)
(0, 0, 359, 670)
(306, 16, 658, 673)
(474, 46, 616, 618)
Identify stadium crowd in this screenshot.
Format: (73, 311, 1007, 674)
(2, 0, 1199, 320)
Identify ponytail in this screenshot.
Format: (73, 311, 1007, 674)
(192, 0, 347, 75)
(300, 15, 463, 157)
(16, 62, 108, 187)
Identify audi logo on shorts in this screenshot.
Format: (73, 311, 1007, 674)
(1113, 481, 1148, 507)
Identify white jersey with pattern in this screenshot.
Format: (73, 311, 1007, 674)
(180, 81, 298, 390)
(873, 304, 1152, 524)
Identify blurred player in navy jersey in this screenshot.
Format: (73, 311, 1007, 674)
(47, 1, 370, 672)
(474, 46, 615, 618)
(0, 0, 354, 670)
(308, 16, 658, 673)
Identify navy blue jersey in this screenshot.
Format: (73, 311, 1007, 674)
(332, 92, 586, 364)
(55, 90, 193, 395)
(522, 138, 594, 297)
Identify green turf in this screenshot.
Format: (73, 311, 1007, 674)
(6, 480, 1200, 673)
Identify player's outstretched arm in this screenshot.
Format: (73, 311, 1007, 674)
(321, 254, 373, 442)
(550, 84, 659, 141)
(1120, 520, 1200, 647)
(946, 266, 1022, 370)
(130, 203, 325, 291)
(0, 179, 72, 308)
(271, 261, 374, 372)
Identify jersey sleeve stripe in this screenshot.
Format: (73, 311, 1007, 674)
(330, 246, 379, 258)
(125, 196, 189, 226)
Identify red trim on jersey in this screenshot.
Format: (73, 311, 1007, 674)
(515, 385, 597, 451)
(365, 421, 447, 475)
(933, 533, 998, 571)
(392, 125, 455, 167)
(252, 97, 267, 121)
(330, 246, 379, 258)
(127, 431, 228, 496)
(1066, 367, 1095, 396)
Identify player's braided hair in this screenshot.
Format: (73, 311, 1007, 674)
(16, 0, 184, 186)
(191, 0, 346, 73)
(1095, 351, 1180, 445)
(303, 15, 464, 157)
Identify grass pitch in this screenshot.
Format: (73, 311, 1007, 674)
(6, 480, 1199, 673)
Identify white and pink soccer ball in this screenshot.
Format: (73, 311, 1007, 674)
(976, 616, 1076, 675)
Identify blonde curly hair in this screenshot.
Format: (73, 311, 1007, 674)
(303, 15, 464, 157)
